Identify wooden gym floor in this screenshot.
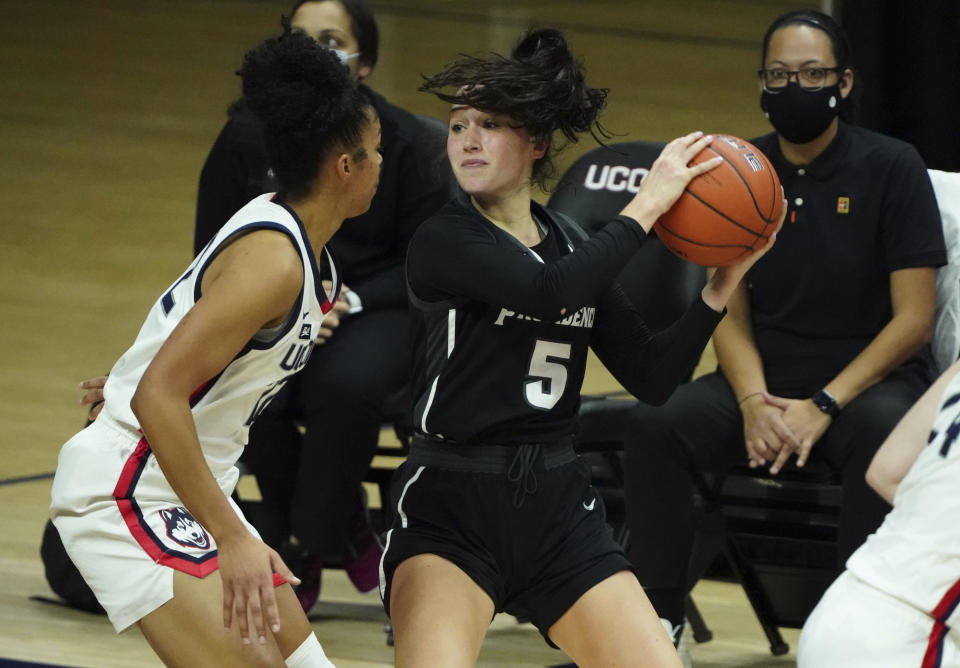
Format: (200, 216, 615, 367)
(0, 0, 809, 665)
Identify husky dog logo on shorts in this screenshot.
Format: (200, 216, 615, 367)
(160, 506, 210, 549)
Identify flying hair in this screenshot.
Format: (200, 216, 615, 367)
(420, 28, 609, 187)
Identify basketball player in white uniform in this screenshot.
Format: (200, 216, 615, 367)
(798, 358, 960, 667)
(49, 30, 381, 667)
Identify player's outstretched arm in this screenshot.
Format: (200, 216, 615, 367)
(867, 358, 960, 504)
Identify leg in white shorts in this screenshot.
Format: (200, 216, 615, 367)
(50, 416, 259, 632)
(799, 571, 960, 668)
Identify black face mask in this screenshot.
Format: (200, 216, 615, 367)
(761, 81, 842, 144)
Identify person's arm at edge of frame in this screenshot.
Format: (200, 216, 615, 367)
(865, 357, 960, 504)
(130, 230, 303, 645)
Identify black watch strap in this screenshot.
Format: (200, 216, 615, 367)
(811, 388, 840, 418)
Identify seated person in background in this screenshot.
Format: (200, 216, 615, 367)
(195, 0, 451, 612)
(798, 357, 960, 667)
(594, 8, 947, 646)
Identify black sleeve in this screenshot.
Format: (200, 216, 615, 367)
(407, 211, 648, 321)
(350, 265, 404, 312)
(348, 141, 452, 312)
(590, 285, 724, 405)
(880, 144, 946, 270)
(193, 114, 271, 256)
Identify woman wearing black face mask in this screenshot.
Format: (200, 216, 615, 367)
(599, 9, 948, 654)
(759, 54, 848, 145)
(756, 9, 855, 155)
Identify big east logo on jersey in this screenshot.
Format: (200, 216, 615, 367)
(584, 164, 650, 193)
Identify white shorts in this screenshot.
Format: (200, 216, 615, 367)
(799, 571, 960, 668)
(50, 416, 264, 633)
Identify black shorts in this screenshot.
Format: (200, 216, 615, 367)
(379, 435, 632, 644)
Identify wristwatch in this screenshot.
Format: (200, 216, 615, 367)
(811, 388, 840, 418)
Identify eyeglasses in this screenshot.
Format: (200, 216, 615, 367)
(758, 66, 843, 92)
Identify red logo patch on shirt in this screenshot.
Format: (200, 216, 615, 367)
(837, 196, 850, 214)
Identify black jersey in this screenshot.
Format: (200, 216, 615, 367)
(406, 194, 725, 445)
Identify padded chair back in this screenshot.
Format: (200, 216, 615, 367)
(929, 169, 960, 372)
(547, 141, 706, 329)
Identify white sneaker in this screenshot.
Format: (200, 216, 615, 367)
(660, 617, 693, 668)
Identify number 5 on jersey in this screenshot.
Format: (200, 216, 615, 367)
(525, 339, 572, 410)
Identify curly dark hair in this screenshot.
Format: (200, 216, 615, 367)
(420, 28, 609, 189)
(239, 29, 374, 201)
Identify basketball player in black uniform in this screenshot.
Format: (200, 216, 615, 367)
(378, 29, 784, 667)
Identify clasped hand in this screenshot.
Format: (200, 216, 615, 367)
(741, 392, 831, 474)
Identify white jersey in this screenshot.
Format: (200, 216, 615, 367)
(102, 192, 339, 488)
(51, 193, 340, 631)
(847, 371, 960, 631)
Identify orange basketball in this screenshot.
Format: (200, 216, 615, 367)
(654, 135, 784, 267)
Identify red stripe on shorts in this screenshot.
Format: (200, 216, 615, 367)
(113, 436, 219, 578)
(922, 577, 960, 668)
(112, 437, 151, 498)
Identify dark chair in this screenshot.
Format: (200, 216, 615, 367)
(694, 460, 839, 654)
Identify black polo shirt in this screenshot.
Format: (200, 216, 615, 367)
(744, 123, 946, 397)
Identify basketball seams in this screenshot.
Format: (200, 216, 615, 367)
(679, 187, 765, 239)
(656, 219, 752, 265)
(751, 147, 782, 224)
(656, 220, 753, 250)
(656, 134, 781, 266)
(703, 144, 778, 225)
(758, 152, 780, 222)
